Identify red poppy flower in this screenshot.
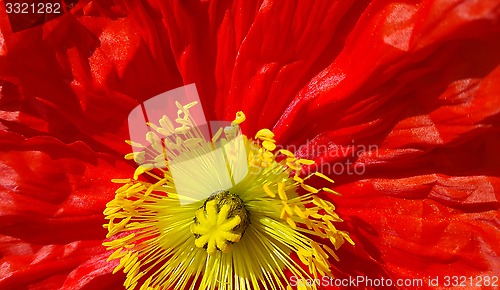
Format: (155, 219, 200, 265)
(1, 0, 499, 289)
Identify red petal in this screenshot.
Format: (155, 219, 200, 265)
(0, 132, 132, 288)
(273, 0, 500, 147)
(0, 3, 182, 153)
(1, 0, 499, 288)
(334, 174, 499, 282)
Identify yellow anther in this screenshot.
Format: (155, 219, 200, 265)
(175, 118, 191, 125)
(103, 206, 120, 216)
(322, 214, 341, 223)
(279, 149, 294, 157)
(286, 162, 302, 171)
(262, 140, 277, 151)
(183, 101, 198, 109)
(293, 175, 304, 183)
(103, 233, 136, 249)
(146, 131, 163, 153)
(286, 217, 296, 229)
(301, 183, 319, 193)
(124, 254, 139, 273)
(146, 122, 161, 132)
(111, 178, 131, 184)
(133, 164, 154, 180)
(174, 124, 190, 134)
(311, 241, 328, 260)
(340, 231, 355, 245)
(314, 172, 335, 183)
(124, 152, 145, 164)
(263, 184, 276, 198)
(125, 140, 144, 148)
(255, 128, 275, 141)
(212, 127, 223, 142)
(277, 182, 287, 201)
(281, 201, 293, 216)
(140, 277, 153, 290)
(114, 184, 131, 195)
(323, 244, 340, 261)
(232, 111, 246, 124)
(124, 153, 135, 160)
(107, 248, 125, 261)
(125, 183, 146, 197)
(322, 187, 341, 195)
(297, 248, 312, 265)
(297, 159, 315, 165)
(328, 233, 345, 251)
(159, 115, 175, 133)
(293, 205, 306, 219)
(325, 220, 338, 234)
(280, 206, 287, 220)
(262, 151, 275, 160)
(144, 178, 168, 196)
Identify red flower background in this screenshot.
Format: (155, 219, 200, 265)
(1, 0, 499, 289)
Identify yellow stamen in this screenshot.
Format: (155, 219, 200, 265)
(255, 128, 274, 140)
(103, 102, 353, 290)
(232, 111, 246, 124)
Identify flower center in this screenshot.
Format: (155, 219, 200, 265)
(104, 101, 353, 290)
(190, 190, 250, 255)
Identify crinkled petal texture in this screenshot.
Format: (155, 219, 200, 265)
(1, 0, 499, 289)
